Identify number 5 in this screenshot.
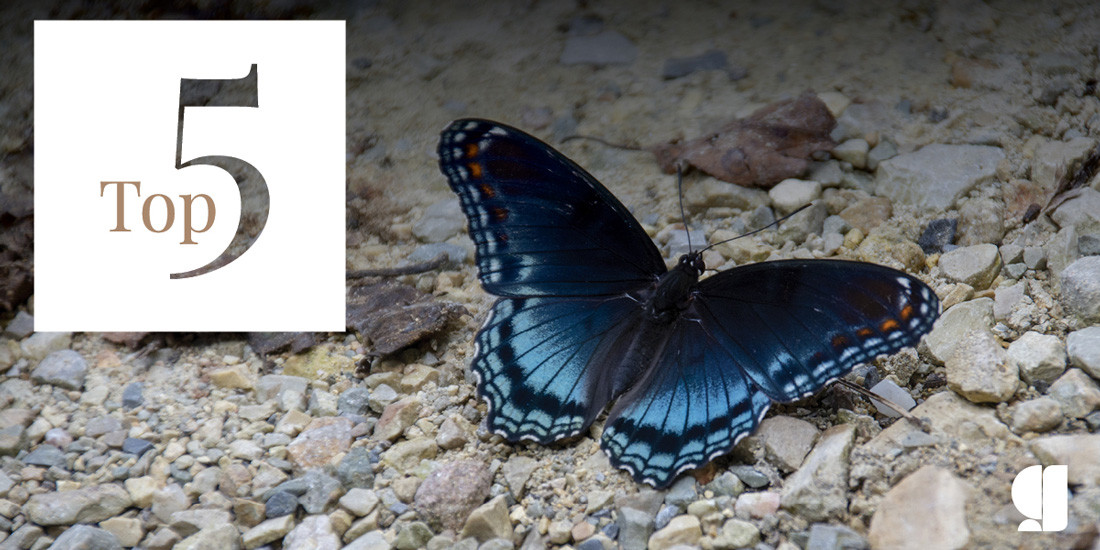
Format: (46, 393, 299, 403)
(172, 64, 269, 279)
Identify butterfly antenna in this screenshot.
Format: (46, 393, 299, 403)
(676, 165, 693, 252)
(699, 203, 813, 254)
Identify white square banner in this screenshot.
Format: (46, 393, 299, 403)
(35, 21, 345, 331)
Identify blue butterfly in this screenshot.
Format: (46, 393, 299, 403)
(437, 119, 939, 488)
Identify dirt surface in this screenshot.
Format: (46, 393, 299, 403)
(3, 1, 1100, 549)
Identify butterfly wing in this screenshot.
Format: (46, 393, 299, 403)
(602, 316, 773, 487)
(694, 259, 939, 402)
(474, 295, 644, 442)
(438, 119, 666, 297)
(602, 259, 939, 487)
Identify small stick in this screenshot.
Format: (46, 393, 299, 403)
(833, 378, 930, 432)
(347, 252, 449, 278)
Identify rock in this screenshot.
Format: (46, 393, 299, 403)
(172, 523, 241, 550)
(151, 483, 190, 522)
(415, 459, 492, 531)
(781, 424, 855, 521)
(336, 446, 376, 489)
(617, 506, 655, 550)
(46, 524, 122, 550)
(777, 201, 827, 244)
(923, 298, 994, 365)
(380, 438, 438, 472)
(755, 415, 819, 472)
(1031, 434, 1100, 485)
(956, 197, 1005, 246)
(99, 517, 144, 547)
(869, 379, 916, 417)
(31, 349, 87, 390)
(703, 472, 745, 498)
(1060, 257, 1100, 323)
(832, 138, 869, 168)
(648, 515, 702, 550)
(287, 416, 353, 469)
(121, 382, 144, 409)
(1009, 397, 1063, 433)
(412, 198, 465, 242)
(374, 397, 421, 442)
(24, 444, 66, 467)
(340, 488, 379, 517)
(21, 332, 72, 361)
(918, 218, 957, 254)
(1007, 331, 1066, 384)
(125, 476, 157, 508)
(662, 49, 729, 79)
(1048, 368, 1100, 418)
(1051, 188, 1100, 235)
(308, 388, 339, 416)
(867, 466, 970, 550)
(867, 140, 898, 170)
(858, 392, 1020, 468)
(395, 521, 434, 550)
(460, 494, 512, 542)
(436, 417, 470, 450)
(712, 518, 760, 549)
(210, 364, 253, 389)
(283, 515, 340, 550)
(24, 483, 132, 525)
(4, 311, 33, 338)
(946, 329, 1018, 403)
(734, 492, 780, 518)
(142, 527, 182, 550)
(242, 515, 295, 549)
(938, 244, 1002, 290)
(170, 509, 234, 537)
(1046, 226, 1079, 281)
(337, 387, 372, 416)
(265, 490, 299, 518)
(838, 196, 892, 233)
(255, 374, 310, 401)
(1067, 326, 1100, 379)
(560, 30, 637, 66)
(368, 384, 398, 412)
(874, 144, 1003, 211)
(993, 282, 1027, 322)
(344, 530, 391, 550)
(804, 523, 868, 550)
(768, 178, 822, 214)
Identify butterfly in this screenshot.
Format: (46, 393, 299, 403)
(437, 118, 940, 488)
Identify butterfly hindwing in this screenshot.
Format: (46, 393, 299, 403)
(602, 316, 773, 487)
(694, 259, 939, 402)
(438, 119, 666, 297)
(473, 295, 643, 443)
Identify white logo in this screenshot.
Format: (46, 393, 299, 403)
(35, 21, 345, 331)
(1012, 465, 1067, 532)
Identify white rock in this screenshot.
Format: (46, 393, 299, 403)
(1007, 331, 1066, 384)
(768, 179, 822, 215)
(1067, 326, 1100, 379)
(875, 144, 1003, 211)
(868, 466, 970, 550)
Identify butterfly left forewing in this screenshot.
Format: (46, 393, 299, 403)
(438, 119, 666, 297)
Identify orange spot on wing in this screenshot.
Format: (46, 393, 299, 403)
(832, 335, 849, 348)
(900, 304, 914, 320)
(856, 327, 874, 338)
(491, 207, 509, 221)
(465, 143, 479, 157)
(881, 318, 899, 332)
(479, 183, 496, 198)
(468, 162, 483, 178)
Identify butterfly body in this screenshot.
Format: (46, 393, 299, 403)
(438, 118, 940, 488)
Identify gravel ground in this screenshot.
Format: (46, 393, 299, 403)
(3, 1, 1100, 549)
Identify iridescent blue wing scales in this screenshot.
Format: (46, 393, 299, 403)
(695, 259, 939, 402)
(438, 119, 666, 297)
(473, 295, 641, 442)
(602, 317, 773, 487)
(603, 259, 938, 487)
